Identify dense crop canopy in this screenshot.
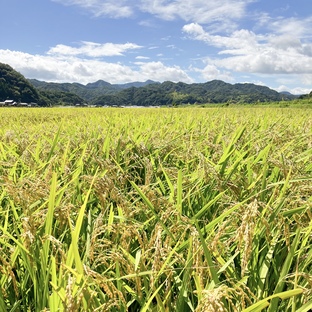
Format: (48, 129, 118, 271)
(0, 107, 311, 311)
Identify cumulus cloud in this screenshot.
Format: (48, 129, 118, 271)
(275, 84, 310, 95)
(183, 23, 259, 52)
(191, 64, 233, 82)
(0, 49, 192, 84)
(47, 41, 142, 57)
(138, 61, 193, 83)
(182, 19, 312, 78)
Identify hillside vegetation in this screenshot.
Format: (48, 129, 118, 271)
(0, 63, 84, 106)
(32, 78, 296, 106)
(30, 79, 157, 102)
(91, 80, 296, 106)
(0, 62, 308, 106)
(0, 63, 43, 105)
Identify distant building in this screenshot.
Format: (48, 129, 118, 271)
(0, 100, 36, 107)
(4, 100, 16, 106)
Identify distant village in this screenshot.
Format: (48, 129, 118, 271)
(0, 100, 38, 107)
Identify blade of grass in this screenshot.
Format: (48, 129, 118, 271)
(242, 289, 303, 312)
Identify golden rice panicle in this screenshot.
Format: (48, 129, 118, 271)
(64, 274, 78, 312)
(195, 285, 235, 312)
(235, 199, 259, 277)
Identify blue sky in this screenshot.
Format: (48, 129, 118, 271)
(1, 0, 312, 94)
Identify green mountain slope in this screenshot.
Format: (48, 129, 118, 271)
(1, 62, 299, 107)
(40, 90, 85, 106)
(0, 63, 86, 106)
(0, 63, 44, 105)
(30, 79, 159, 102)
(92, 80, 296, 106)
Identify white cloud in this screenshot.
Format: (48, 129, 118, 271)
(140, 0, 253, 24)
(274, 74, 312, 94)
(275, 85, 310, 95)
(0, 49, 192, 84)
(191, 64, 233, 82)
(47, 41, 142, 57)
(183, 23, 259, 52)
(138, 61, 193, 83)
(269, 17, 312, 38)
(51, 0, 134, 18)
(138, 19, 158, 28)
(135, 56, 150, 60)
(182, 21, 312, 81)
(51, 0, 254, 25)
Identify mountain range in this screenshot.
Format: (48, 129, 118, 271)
(29, 79, 158, 102)
(0, 62, 299, 107)
(30, 78, 298, 106)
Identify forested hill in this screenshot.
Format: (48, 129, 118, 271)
(30, 79, 158, 102)
(91, 80, 296, 106)
(0, 62, 298, 106)
(31, 78, 296, 106)
(0, 62, 86, 106)
(0, 63, 43, 105)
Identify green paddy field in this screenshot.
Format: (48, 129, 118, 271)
(0, 106, 311, 311)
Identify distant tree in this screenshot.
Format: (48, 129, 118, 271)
(0, 62, 47, 105)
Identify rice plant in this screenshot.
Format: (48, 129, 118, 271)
(0, 106, 311, 311)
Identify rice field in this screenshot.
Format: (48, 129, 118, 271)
(0, 106, 311, 311)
